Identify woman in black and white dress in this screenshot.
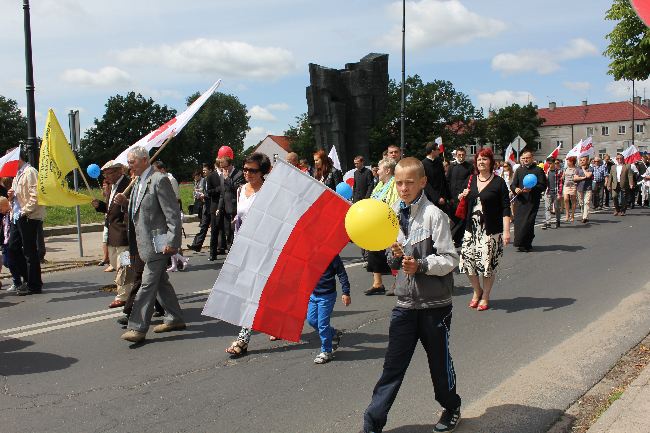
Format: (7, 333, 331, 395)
(458, 148, 511, 311)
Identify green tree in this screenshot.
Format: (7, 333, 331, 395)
(604, 0, 650, 81)
(177, 91, 250, 176)
(283, 113, 315, 160)
(486, 103, 544, 155)
(0, 95, 28, 154)
(80, 92, 176, 170)
(368, 75, 483, 162)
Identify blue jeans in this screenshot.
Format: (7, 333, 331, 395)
(363, 306, 461, 433)
(307, 292, 337, 353)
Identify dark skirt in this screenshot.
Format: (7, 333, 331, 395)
(366, 250, 391, 274)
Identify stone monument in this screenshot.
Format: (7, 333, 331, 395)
(306, 53, 389, 171)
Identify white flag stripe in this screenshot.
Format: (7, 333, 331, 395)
(0, 146, 20, 171)
(202, 160, 323, 327)
(329, 146, 341, 171)
(115, 80, 221, 165)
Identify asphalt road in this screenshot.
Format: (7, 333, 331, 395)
(1, 208, 649, 433)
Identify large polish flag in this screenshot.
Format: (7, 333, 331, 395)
(623, 144, 642, 164)
(202, 159, 351, 342)
(0, 147, 21, 177)
(114, 80, 221, 165)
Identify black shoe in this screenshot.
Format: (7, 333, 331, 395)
(216, 249, 226, 255)
(433, 408, 461, 432)
(524, 246, 533, 252)
(186, 244, 201, 252)
(517, 247, 526, 252)
(364, 285, 386, 295)
(208, 256, 217, 261)
(541, 224, 548, 230)
(332, 329, 343, 351)
(555, 222, 560, 229)
(116, 315, 129, 326)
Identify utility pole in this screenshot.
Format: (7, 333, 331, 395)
(23, 0, 38, 166)
(69, 110, 84, 257)
(632, 80, 636, 148)
(400, 0, 406, 156)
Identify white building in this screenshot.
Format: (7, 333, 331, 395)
(251, 135, 293, 163)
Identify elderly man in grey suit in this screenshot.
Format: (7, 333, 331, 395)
(114, 145, 186, 343)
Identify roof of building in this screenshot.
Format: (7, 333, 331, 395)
(538, 101, 650, 126)
(254, 135, 293, 153)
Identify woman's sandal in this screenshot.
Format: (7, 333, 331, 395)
(225, 340, 248, 356)
(477, 302, 490, 311)
(468, 299, 480, 309)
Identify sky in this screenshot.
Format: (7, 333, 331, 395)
(0, 0, 641, 151)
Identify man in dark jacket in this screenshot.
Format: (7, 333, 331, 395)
(422, 141, 449, 210)
(446, 147, 473, 246)
(187, 163, 215, 254)
(511, 150, 547, 251)
(92, 161, 134, 309)
(217, 156, 245, 255)
(352, 156, 374, 202)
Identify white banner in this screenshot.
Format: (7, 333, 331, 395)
(115, 80, 221, 165)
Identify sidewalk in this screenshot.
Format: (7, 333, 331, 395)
(585, 363, 650, 433)
(0, 219, 206, 279)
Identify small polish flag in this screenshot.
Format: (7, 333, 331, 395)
(435, 136, 444, 154)
(504, 143, 517, 167)
(202, 159, 351, 342)
(623, 145, 642, 164)
(343, 168, 355, 188)
(0, 147, 21, 177)
(543, 143, 562, 173)
(579, 137, 594, 158)
(328, 145, 341, 171)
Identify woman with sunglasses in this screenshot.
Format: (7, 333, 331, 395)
(225, 152, 273, 357)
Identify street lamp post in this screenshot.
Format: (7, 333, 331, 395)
(23, 0, 38, 166)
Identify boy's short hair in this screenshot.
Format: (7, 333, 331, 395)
(0, 196, 8, 207)
(395, 157, 425, 178)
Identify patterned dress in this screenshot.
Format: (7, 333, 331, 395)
(459, 197, 504, 277)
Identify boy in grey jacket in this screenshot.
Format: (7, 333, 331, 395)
(363, 158, 461, 433)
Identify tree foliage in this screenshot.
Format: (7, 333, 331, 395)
(486, 103, 544, 155)
(604, 0, 650, 81)
(283, 113, 316, 160)
(0, 95, 28, 154)
(368, 75, 483, 162)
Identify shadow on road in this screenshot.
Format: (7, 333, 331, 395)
(531, 244, 586, 252)
(0, 338, 78, 376)
(489, 296, 576, 313)
(383, 404, 570, 433)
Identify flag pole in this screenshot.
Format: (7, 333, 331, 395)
(122, 132, 177, 195)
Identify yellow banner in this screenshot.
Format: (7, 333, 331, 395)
(37, 109, 93, 206)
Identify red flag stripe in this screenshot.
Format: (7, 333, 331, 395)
(252, 190, 350, 342)
(0, 160, 20, 177)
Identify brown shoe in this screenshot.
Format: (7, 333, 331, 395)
(109, 300, 126, 309)
(364, 285, 386, 295)
(121, 329, 146, 342)
(153, 322, 187, 333)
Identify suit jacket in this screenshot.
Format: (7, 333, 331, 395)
(128, 170, 181, 263)
(95, 175, 130, 247)
(219, 168, 245, 214)
(352, 167, 374, 202)
(205, 171, 223, 213)
(608, 164, 635, 190)
(422, 156, 450, 207)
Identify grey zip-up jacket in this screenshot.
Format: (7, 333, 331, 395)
(388, 194, 458, 309)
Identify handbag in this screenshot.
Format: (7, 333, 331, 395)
(454, 175, 473, 219)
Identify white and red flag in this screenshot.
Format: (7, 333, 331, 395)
(435, 136, 444, 154)
(114, 80, 221, 165)
(565, 139, 582, 164)
(504, 143, 517, 167)
(543, 143, 562, 172)
(328, 145, 341, 171)
(579, 137, 594, 158)
(202, 159, 351, 342)
(0, 146, 21, 177)
(623, 145, 642, 164)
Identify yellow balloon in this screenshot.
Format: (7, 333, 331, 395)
(345, 199, 399, 251)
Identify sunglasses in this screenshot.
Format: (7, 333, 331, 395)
(242, 167, 261, 174)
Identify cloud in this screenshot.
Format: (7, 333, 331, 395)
(60, 66, 132, 87)
(248, 105, 277, 122)
(476, 90, 535, 110)
(244, 126, 273, 149)
(606, 79, 650, 99)
(267, 103, 289, 111)
(117, 38, 296, 80)
(563, 81, 591, 92)
(381, 0, 505, 49)
(491, 38, 598, 75)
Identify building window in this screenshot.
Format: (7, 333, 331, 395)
(535, 141, 542, 151)
(599, 149, 606, 159)
(616, 148, 623, 154)
(637, 124, 645, 133)
(618, 125, 626, 134)
(586, 127, 594, 137)
(602, 126, 610, 136)
(469, 143, 477, 154)
(556, 140, 564, 148)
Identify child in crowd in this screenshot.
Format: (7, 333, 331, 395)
(0, 196, 21, 292)
(308, 254, 350, 364)
(362, 158, 462, 433)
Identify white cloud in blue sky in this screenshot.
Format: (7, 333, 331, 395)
(0, 0, 627, 155)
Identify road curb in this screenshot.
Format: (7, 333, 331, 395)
(43, 215, 200, 236)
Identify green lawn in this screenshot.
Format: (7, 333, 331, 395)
(44, 183, 196, 227)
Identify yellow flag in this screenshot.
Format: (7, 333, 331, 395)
(37, 109, 93, 206)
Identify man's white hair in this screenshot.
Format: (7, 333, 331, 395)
(127, 146, 149, 161)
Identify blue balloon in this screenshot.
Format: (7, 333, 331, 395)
(87, 163, 101, 179)
(335, 182, 353, 200)
(523, 173, 538, 189)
